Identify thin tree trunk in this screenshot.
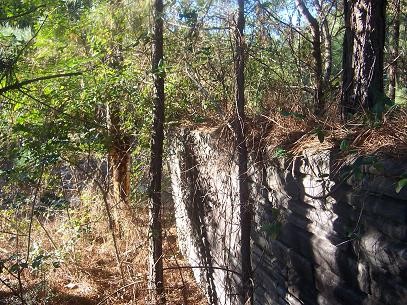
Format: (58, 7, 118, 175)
(342, 0, 353, 118)
(321, 20, 332, 85)
(148, 0, 165, 303)
(235, 1, 253, 304)
(315, 0, 332, 85)
(388, 0, 400, 100)
(341, 0, 386, 117)
(108, 136, 131, 207)
(296, 0, 324, 115)
(106, 0, 131, 234)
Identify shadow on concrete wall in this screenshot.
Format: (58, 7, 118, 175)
(183, 134, 219, 305)
(330, 179, 368, 305)
(278, 158, 318, 305)
(330, 158, 407, 305)
(171, 129, 407, 305)
(253, 152, 318, 305)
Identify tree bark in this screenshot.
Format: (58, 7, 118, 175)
(107, 114, 131, 208)
(148, 0, 165, 303)
(388, 0, 400, 100)
(321, 19, 332, 85)
(296, 0, 324, 115)
(107, 101, 131, 213)
(314, 0, 332, 85)
(106, 0, 131, 214)
(341, 0, 386, 118)
(235, 1, 253, 304)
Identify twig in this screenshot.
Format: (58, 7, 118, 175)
(0, 72, 83, 94)
(335, 193, 366, 247)
(59, 156, 126, 284)
(0, 230, 27, 236)
(26, 166, 44, 261)
(165, 235, 188, 305)
(96, 280, 143, 305)
(35, 217, 58, 250)
(0, 5, 46, 21)
(163, 265, 241, 276)
(0, 14, 48, 83)
(0, 276, 26, 304)
(11, 88, 106, 130)
(257, 0, 311, 42)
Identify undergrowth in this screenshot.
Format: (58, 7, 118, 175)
(0, 182, 206, 305)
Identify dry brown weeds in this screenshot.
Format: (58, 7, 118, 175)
(0, 185, 206, 305)
(252, 107, 407, 160)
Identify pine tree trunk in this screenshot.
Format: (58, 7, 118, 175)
(235, 1, 253, 304)
(148, 0, 165, 303)
(106, 0, 131, 234)
(107, 97, 131, 207)
(315, 0, 332, 85)
(388, 0, 400, 100)
(296, 0, 324, 115)
(108, 137, 131, 207)
(341, 0, 386, 117)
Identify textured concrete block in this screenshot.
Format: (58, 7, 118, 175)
(169, 128, 407, 305)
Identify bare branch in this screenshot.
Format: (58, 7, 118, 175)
(0, 5, 46, 21)
(0, 14, 48, 83)
(0, 72, 82, 94)
(257, 0, 311, 42)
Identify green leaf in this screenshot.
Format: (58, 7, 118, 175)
(273, 147, 287, 158)
(10, 263, 20, 273)
(396, 178, 407, 194)
(353, 167, 363, 181)
(153, 59, 166, 77)
(315, 127, 325, 143)
(372, 162, 384, 172)
(279, 109, 305, 120)
(32, 254, 45, 269)
(280, 109, 290, 116)
(261, 222, 282, 240)
(52, 261, 61, 268)
(20, 262, 28, 269)
(340, 139, 349, 151)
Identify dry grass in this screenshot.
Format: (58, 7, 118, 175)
(0, 185, 207, 305)
(249, 106, 407, 160)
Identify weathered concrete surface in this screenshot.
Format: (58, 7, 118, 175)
(169, 127, 407, 305)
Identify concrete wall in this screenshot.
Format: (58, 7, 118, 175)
(169, 127, 407, 305)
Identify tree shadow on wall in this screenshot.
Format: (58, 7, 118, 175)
(276, 158, 319, 304)
(253, 149, 375, 305)
(253, 154, 318, 305)
(328, 178, 369, 305)
(329, 157, 407, 305)
(287, 151, 367, 305)
(182, 135, 219, 305)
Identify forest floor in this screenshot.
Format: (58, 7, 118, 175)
(0, 186, 207, 305)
